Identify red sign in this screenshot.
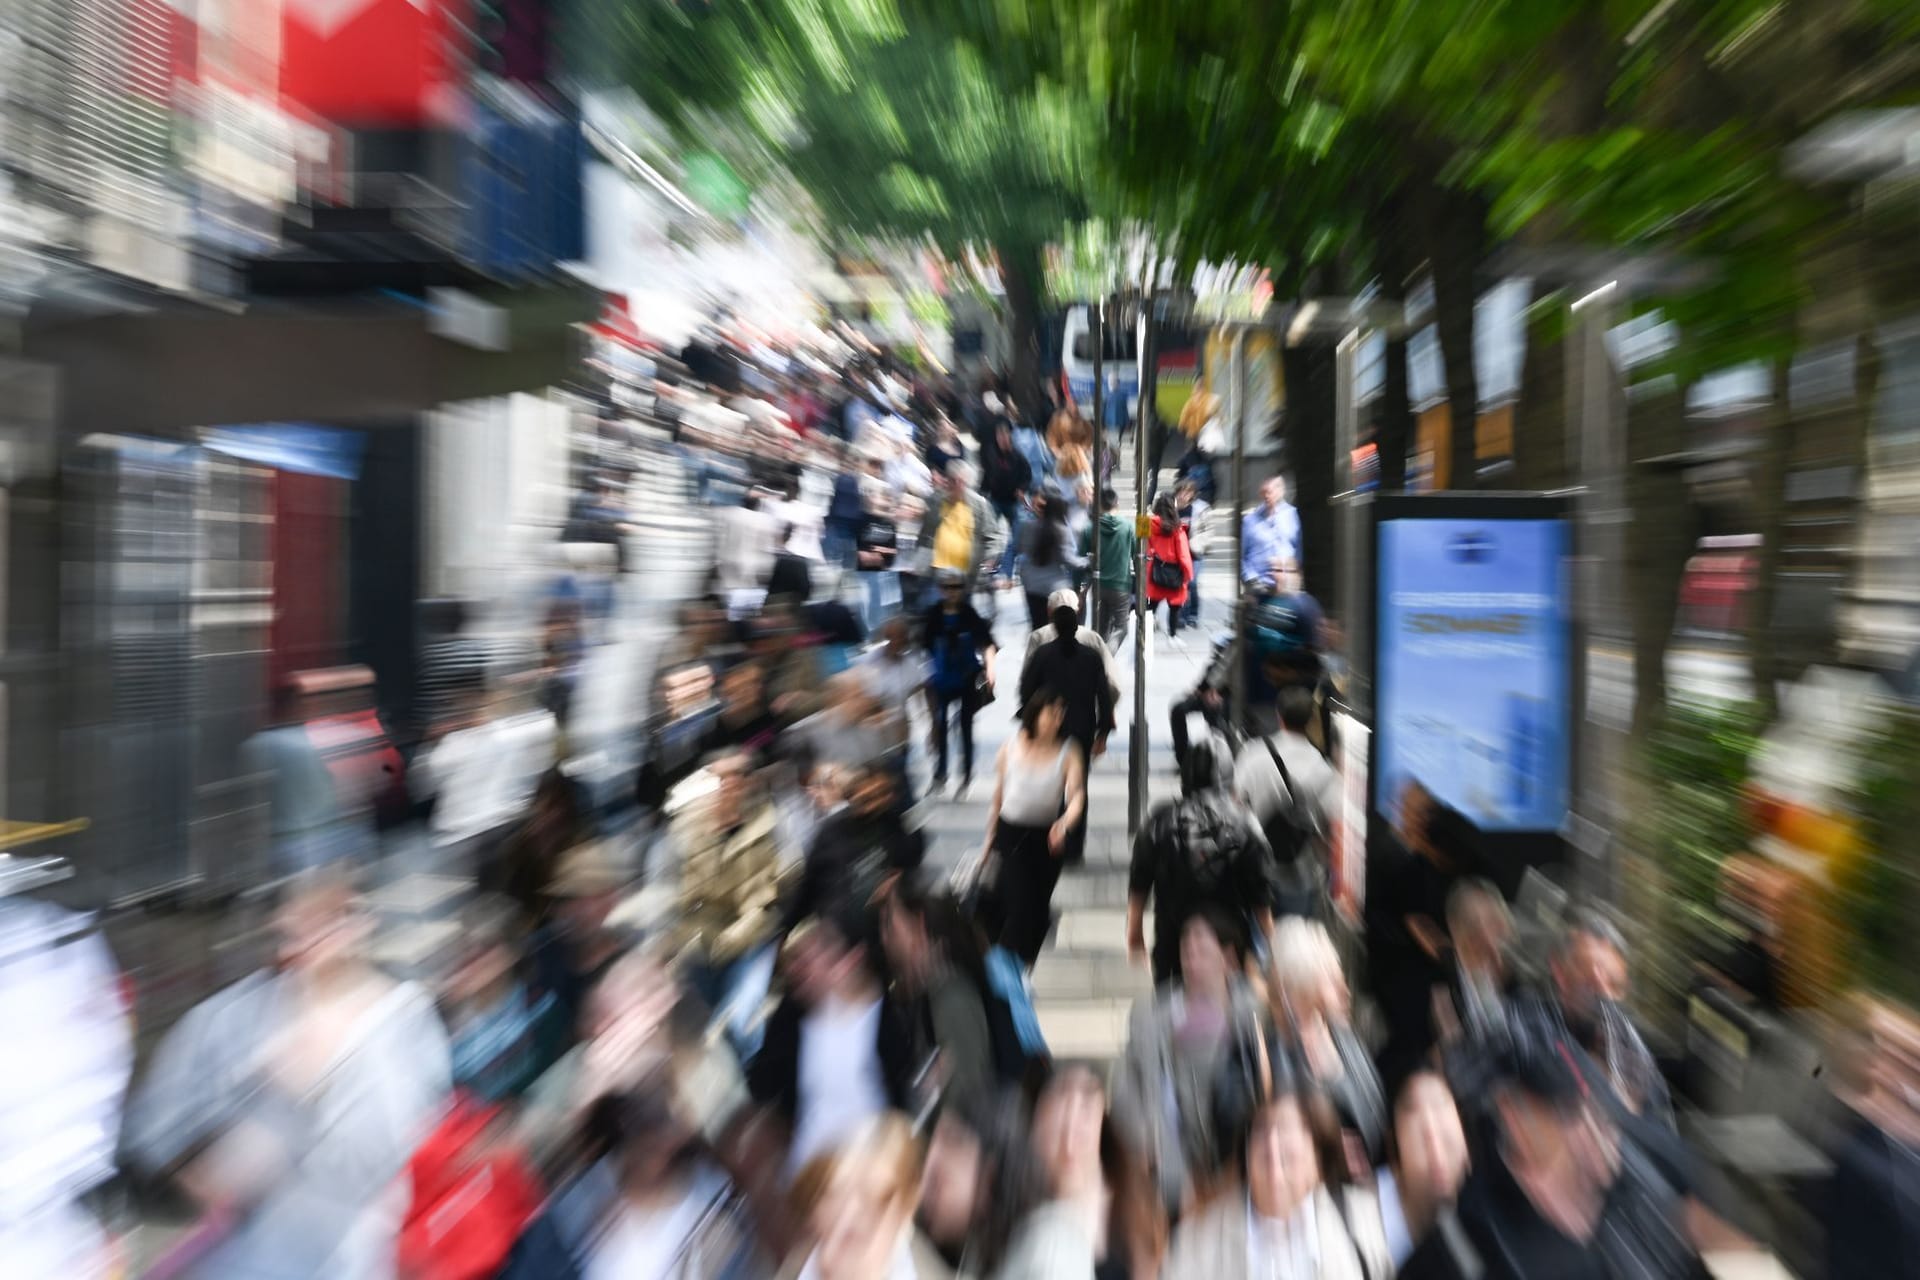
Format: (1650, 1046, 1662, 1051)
(280, 0, 467, 127)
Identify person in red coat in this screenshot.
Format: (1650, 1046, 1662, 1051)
(1144, 491, 1194, 637)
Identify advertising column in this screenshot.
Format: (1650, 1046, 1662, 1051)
(1373, 499, 1572, 842)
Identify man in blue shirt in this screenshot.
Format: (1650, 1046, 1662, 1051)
(1240, 474, 1301, 593)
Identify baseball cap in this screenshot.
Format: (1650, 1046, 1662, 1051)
(1047, 588, 1080, 615)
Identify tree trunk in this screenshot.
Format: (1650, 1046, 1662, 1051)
(1371, 203, 1414, 492)
(1427, 195, 1485, 490)
(1625, 383, 1698, 739)
(1283, 342, 1339, 610)
(997, 240, 1049, 428)
(1746, 356, 1794, 717)
(1513, 297, 1570, 492)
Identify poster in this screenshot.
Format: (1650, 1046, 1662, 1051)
(1375, 516, 1570, 832)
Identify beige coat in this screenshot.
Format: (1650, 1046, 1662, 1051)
(1162, 1187, 1365, 1280)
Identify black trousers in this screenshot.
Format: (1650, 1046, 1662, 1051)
(1095, 586, 1131, 651)
(989, 820, 1062, 967)
(930, 686, 978, 781)
(1025, 590, 1051, 633)
(1169, 690, 1219, 769)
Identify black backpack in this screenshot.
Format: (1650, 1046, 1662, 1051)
(1259, 737, 1327, 915)
(1259, 736, 1324, 862)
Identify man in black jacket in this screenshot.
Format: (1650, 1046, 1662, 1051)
(747, 909, 917, 1172)
(1018, 591, 1116, 864)
(1400, 1026, 1707, 1280)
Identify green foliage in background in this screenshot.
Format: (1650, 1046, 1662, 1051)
(1642, 698, 1765, 961)
(1845, 706, 1920, 1006)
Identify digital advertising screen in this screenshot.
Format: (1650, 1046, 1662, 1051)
(1374, 508, 1571, 834)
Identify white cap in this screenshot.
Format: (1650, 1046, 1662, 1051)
(1046, 588, 1080, 614)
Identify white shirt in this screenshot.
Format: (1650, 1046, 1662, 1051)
(772, 497, 826, 563)
(1234, 729, 1340, 835)
(586, 1184, 715, 1280)
(789, 997, 888, 1175)
(717, 504, 778, 593)
(1247, 1191, 1319, 1279)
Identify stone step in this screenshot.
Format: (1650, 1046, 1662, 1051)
(1030, 948, 1153, 1004)
(1035, 998, 1135, 1062)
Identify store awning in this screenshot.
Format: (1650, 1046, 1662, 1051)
(22, 272, 595, 439)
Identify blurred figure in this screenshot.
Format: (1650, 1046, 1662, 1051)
(1174, 478, 1211, 628)
(125, 872, 452, 1279)
(791, 1114, 942, 1280)
(1827, 995, 1920, 1280)
(717, 488, 779, 601)
(0, 885, 131, 1280)
(1018, 494, 1085, 632)
(748, 914, 916, 1176)
(856, 488, 903, 631)
(702, 660, 780, 759)
(766, 522, 816, 605)
(241, 679, 358, 879)
(495, 766, 588, 926)
(414, 597, 489, 747)
(1398, 1029, 1703, 1280)
(1166, 627, 1235, 772)
(787, 764, 925, 936)
(998, 1067, 1166, 1280)
(825, 444, 867, 571)
(669, 752, 786, 1062)
(982, 419, 1034, 583)
(1162, 1085, 1368, 1279)
(1112, 910, 1268, 1215)
(982, 686, 1087, 968)
(442, 895, 560, 1103)
(1239, 475, 1301, 595)
(920, 567, 998, 795)
(1018, 591, 1118, 864)
(1233, 685, 1338, 921)
(1360, 1071, 1472, 1273)
(791, 673, 893, 776)
(920, 462, 1002, 601)
(1144, 491, 1194, 640)
(1267, 918, 1389, 1171)
(1126, 737, 1276, 983)
(1437, 879, 1516, 1051)
(1367, 783, 1472, 1101)
(531, 840, 631, 1049)
(927, 414, 967, 478)
(1518, 907, 1671, 1128)
(505, 1085, 765, 1280)
(858, 616, 924, 768)
(1084, 486, 1137, 653)
(917, 1101, 1034, 1276)
(880, 885, 1000, 1120)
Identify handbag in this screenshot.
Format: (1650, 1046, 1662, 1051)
(1149, 556, 1184, 592)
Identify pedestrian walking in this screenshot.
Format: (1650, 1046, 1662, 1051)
(1240, 475, 1301, 594)
(980, 687, 1087, 967)
(1175, 477, 1212, 628)
(1126, 735, 1277, 983)
(1084, 486, 1136, 652)
(1233, 685, 1340, 920)
(1017, 591, 1115, 866)
(919, 568, 998, 796)
(918, 462, 1002, 606)
(1144, 491, 1194, 640)
(1016, 493, 1085, 632)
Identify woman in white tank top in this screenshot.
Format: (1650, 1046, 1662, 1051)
(983, 687, 1086, 967)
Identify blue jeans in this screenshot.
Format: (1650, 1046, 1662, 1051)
(993, 500, 1023, 580)
(1182, 557, 1203, 626)
(823, 526, 858, 571)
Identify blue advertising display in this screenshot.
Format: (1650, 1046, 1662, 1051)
(1375, 514, 1570, 832)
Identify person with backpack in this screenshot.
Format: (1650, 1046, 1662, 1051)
(1144, 492, 1195, 640)
(919, 567, 998, 795)
(1084, 486, 1137, 653)
(1125, 735, 1278, 984)
(879, 884, 1036, 1118)
(1232, 685, 1340, 920)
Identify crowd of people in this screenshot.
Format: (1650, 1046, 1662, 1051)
(73, 327, 1880, 1280)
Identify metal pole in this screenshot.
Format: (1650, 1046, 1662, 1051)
(1089, 301, 1104, 623)
(1227, 327, 1249, 735)
(1129, 295, 1158, 835)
